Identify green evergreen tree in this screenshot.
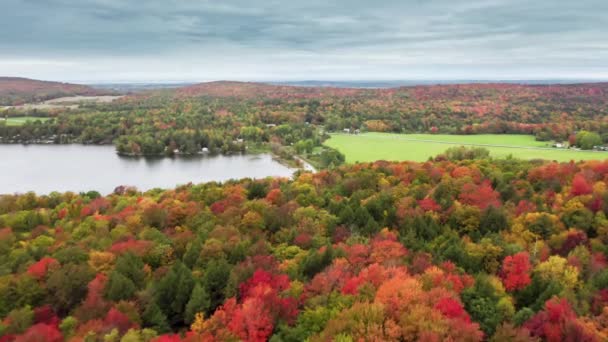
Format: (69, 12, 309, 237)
(141, 301, 170, 333)
(184, 283, 210, 324)
(182, 239, 202, 269)
(202, 259, 230, 315)
(114, 253, 145, 289)
(104, 271, 137, 302)
(156, 261, 195, 326)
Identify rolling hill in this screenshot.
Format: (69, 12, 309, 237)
(0, 77, 107, 106)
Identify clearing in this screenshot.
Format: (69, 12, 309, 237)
(325, 132, 607, 163)
(1, 116, 51, 126)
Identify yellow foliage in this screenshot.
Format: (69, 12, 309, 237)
(535, 255, 579, 289)
(465, 238, 503, 274)
(190, 312, 206, 334)
(88, 251, 116, 273)
(593, 181, 606, 194)
(503, 221, 539, 247)
(125, 215, 142, 232)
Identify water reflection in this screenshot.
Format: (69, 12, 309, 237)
(1, 144, 295, 194)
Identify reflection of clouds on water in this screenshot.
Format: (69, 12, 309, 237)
(0, 145, 294, 195)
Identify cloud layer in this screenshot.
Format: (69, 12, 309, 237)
(2, 0, 607, 82)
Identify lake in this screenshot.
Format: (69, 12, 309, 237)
(0, 144, 295, 194)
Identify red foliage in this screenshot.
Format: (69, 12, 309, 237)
(33, 306, 59, 326)
(588, 195, 603, 213)
(369, 233, 408, 266)
(27, 257, 59, 280)
(265, 188, 283, 205)
(152, 335, 183, 342)
(434, 297, 471, 323)
(523, 298, 597, 342)
(592, 289, 608, 315)
(210, 200, 228, 215)
(80, 206, 93, 218)
(104, 308, 135, 334)
(459, 180, 501, 210)
(410, 252, 433, 274)
(515, 200, 537, 216)
(418, 198, 441, 212)
(228, 296, 274, 342)
(332, 225, 350, 244)
(14, 323, 63, 342)
(500, 252, 532, 292)
(239, 270, 290, 299)
(293, 233, 312, 249)
(555, 230, 588, 256)
(341, 264, 404, 295)
(206, 270, 298, 342)
(345, 243, 370, 268)
(590, 253, 607, 275)
(57, 208, 68, 219)
(76, 273, 110, 321)
(109, 239, 153, 256)
(571, 173, 593, 196)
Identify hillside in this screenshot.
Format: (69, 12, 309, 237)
(0, 77, 106, 106)
(1, 157, 608, 340)
(166, 81, 608, 140)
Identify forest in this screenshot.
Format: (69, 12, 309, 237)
(2, 82, 608, 161)
(1, 149, 608, 341)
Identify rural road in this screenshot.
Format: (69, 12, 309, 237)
(294, 156, 317, 172)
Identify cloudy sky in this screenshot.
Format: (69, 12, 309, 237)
(1, 0, 607, 82)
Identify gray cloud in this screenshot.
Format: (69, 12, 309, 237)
(1, 0, 607, 81)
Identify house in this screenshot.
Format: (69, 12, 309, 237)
(343, 128, 351, 134)
(553, 143, 564, 148)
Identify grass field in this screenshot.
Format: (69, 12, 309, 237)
(325, 132, 608, 163)
(1, 117, 51, 126)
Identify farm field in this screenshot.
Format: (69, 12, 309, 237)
(325, 132, 608, 163)
(1, 116, 51, 126)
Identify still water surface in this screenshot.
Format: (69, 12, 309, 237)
(0, 145, 295, 194)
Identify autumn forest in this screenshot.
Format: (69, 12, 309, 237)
(1, 79, 608, 341)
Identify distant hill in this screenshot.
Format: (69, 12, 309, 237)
(0, 77, 109, 106)
(173, 81, 368, 99)
(170, 80, 608, 100)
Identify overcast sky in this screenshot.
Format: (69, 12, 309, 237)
(1, 0, 607, 82)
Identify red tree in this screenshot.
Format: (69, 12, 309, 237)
(27, 257, 59, 280)
(459, 181, 501, 210)
(14, 323, 63, 342)
(33, 306, 59, 326)
(571, 173, 592, 196)
(104, 308, 135, 334)
(500, 252, 532, 292)
(434, 297, 471, 323)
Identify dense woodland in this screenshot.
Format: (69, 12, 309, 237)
(1, 150, 608, 341)
(2, 82, 608, 159)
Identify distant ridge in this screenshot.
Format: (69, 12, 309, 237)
(174, 80, 367, 99)
(0, 77, 109, 106)
(160, 79, 608, 101)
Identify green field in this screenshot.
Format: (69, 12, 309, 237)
(1, 116, 51, 126)
(325, 132, 608, 163)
